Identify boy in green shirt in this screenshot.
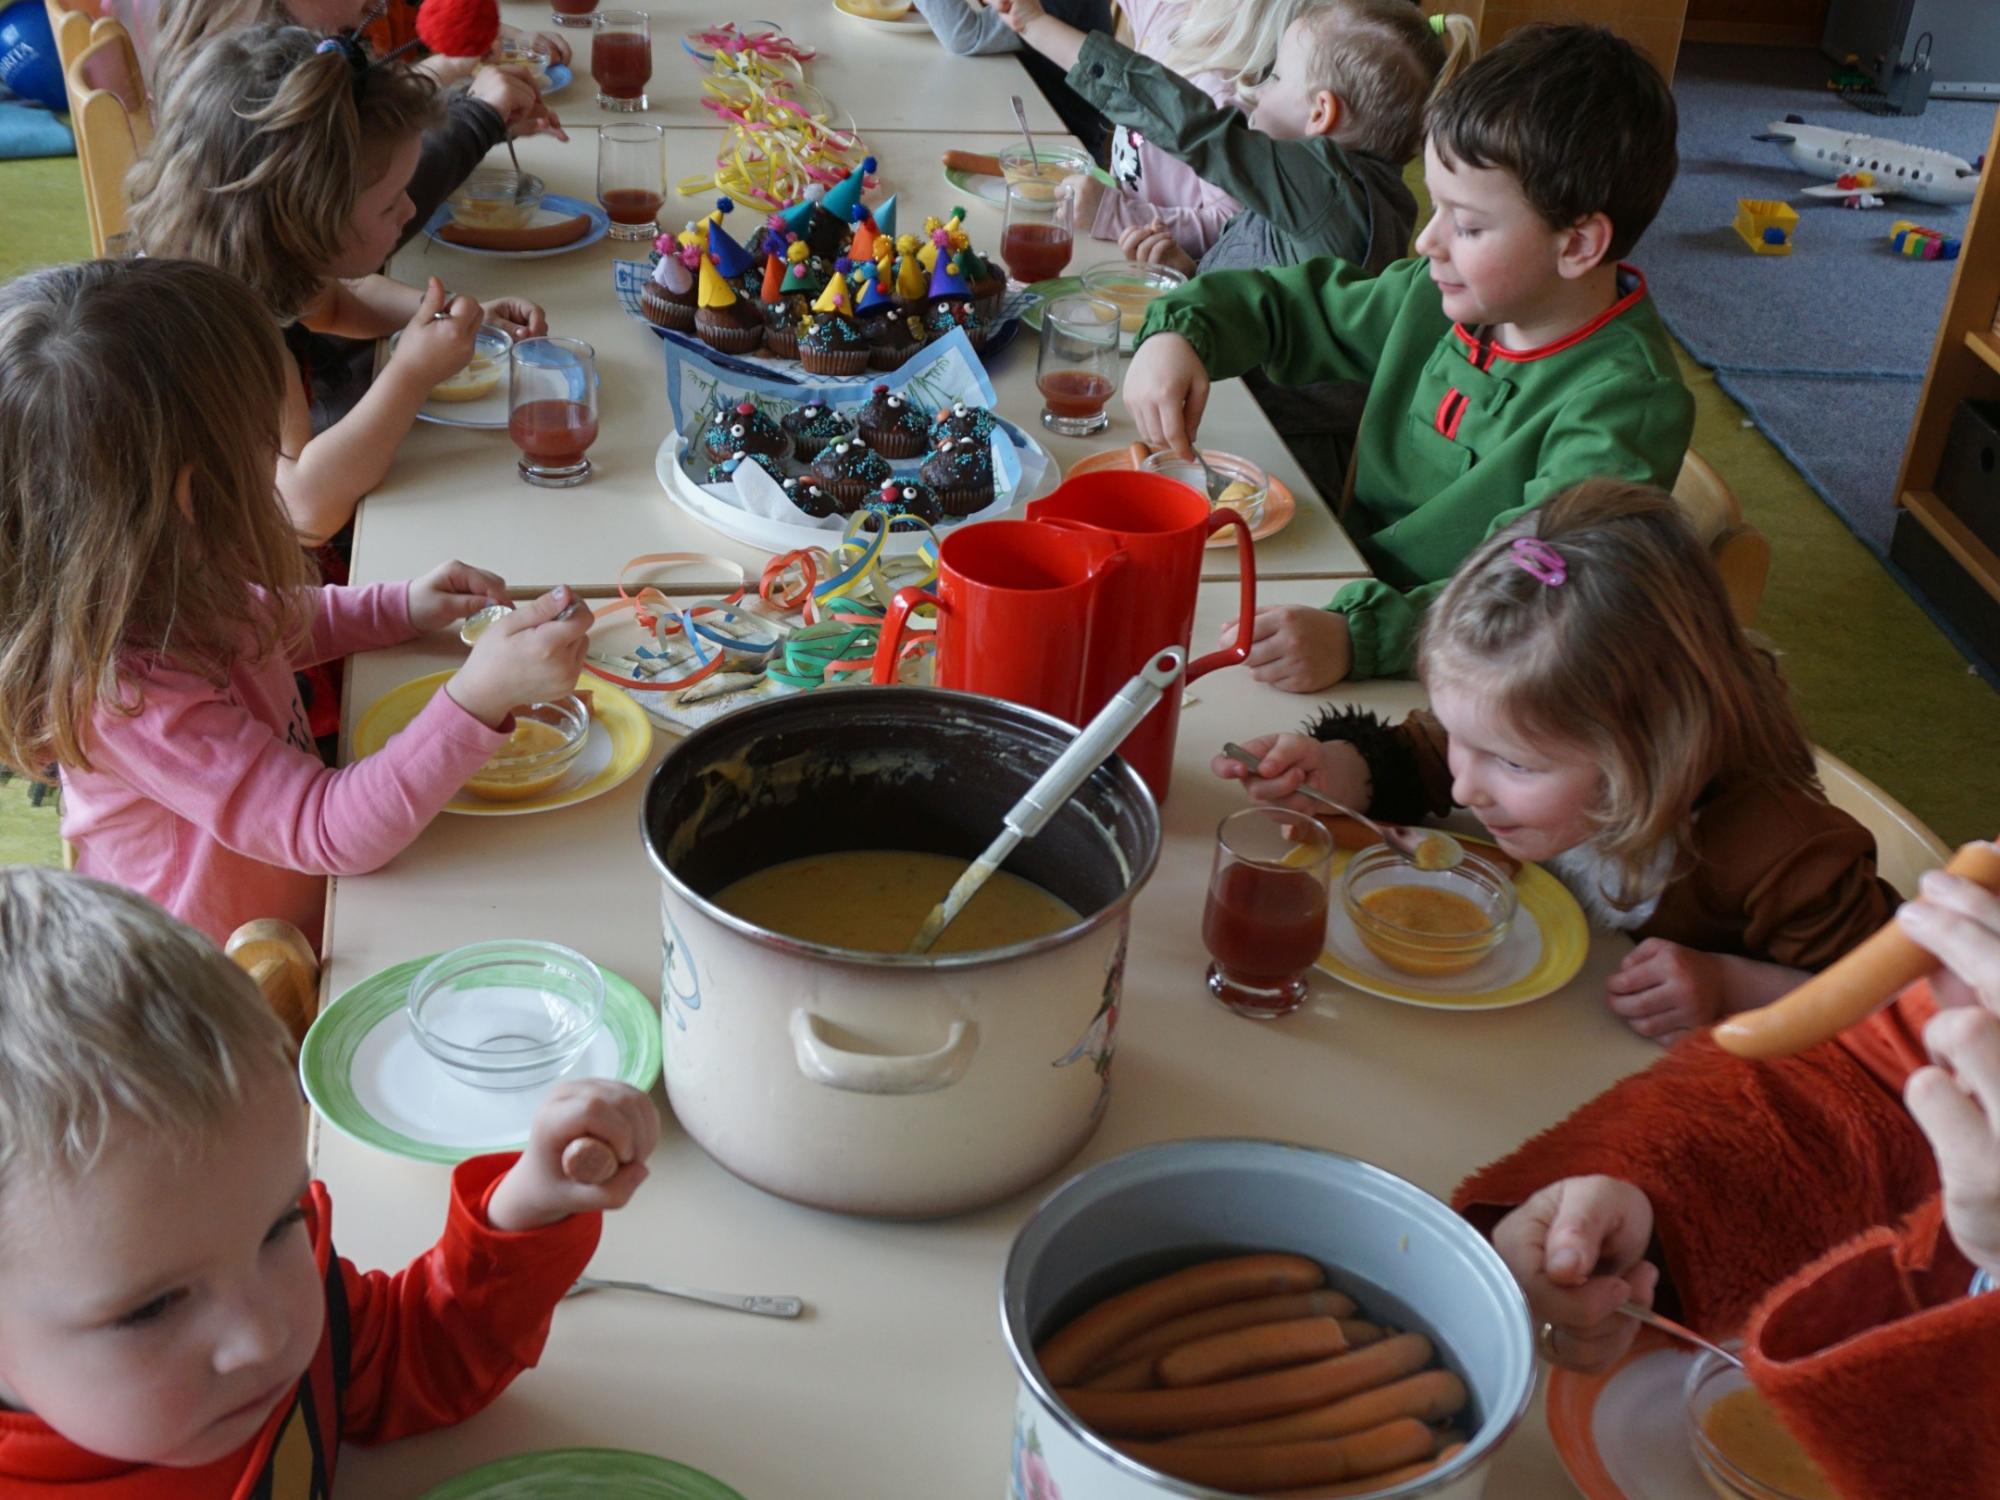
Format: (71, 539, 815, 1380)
(1127, 23, 1694, 689)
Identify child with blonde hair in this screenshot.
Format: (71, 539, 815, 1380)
(0, 258, 589, 951)
(0, 867, 660, 1492)
(127, 24, 549, 544)
(1217, 480, 1900, 1043)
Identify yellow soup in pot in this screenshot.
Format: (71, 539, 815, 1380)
(712, 849, 1080, 955)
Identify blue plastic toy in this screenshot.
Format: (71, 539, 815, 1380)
(0, 0, 67, 112)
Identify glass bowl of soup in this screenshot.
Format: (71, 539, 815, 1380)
(406, 939, 606, 1091)
(999, 140, 1097, 200)
(1340, 842, 1516, 977)
(387, 322, 513, 404)
(448, 168, 546, 231)
(1139, 446, 1269, 530)
(462, 694, 590, 803)
(1080, 260, 1188, 336)
(1684, 1347, 1841, 1500)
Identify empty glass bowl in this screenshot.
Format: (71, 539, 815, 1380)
(1139, 447, 1271, 530)
(1340, 842, 1516, 978)
(406, 940, 606, 1091)
(462, 694, 590, 804)
(448, 169, 546, 231)
(1684, 1347, 1840, 1500)
(1080, 260, 1188, 337)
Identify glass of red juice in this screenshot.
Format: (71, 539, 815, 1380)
(1201, 806, 1335, 1018)
(508, 337, 600, 488)
(1000, 177, 1075, 285)
(551, 0, 598, 27)
(1035, 294, 1120, 437)
(591, 10, 651, 111)
(597, 122, 665, 241)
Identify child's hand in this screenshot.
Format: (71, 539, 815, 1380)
(1897, 860, 2000, 1278)
(485, 1079, 663, 1232)
(1210, 733, 1368, 814)
(1224, 605, 1352, 693)
(1124, 332, 1210, 460)
(469, 66, 570, 142)
(481, 297, 548, 340)
(391, 279, 482, 387)
(446, 585, 591, 728)
(995, 0, 1046, 36)
(1064, 171, 1105, 226)
(1492, 1176, 1661, 1372)
(1118, 221, 1197, 276)
(1605, 938, 1723, 1046)
(409, 560, 509, 633)
(535, 30, 572, 66)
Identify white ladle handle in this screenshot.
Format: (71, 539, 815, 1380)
(1008, 648, 1186, 841)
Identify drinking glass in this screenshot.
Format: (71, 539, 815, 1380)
(1000, 177, 1076, 286)
(550, 0, 599, 28)
(1034, 295, 1120, 437)
(1201, 806, 1335, 1018)
(597, 122, 666, 241)
(508, 338, 600, 487)
(591, 10, 652, 111)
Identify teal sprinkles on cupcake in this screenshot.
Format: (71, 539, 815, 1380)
(783, 473, 842, 518)
(931, 400, 998, 446)
(919, 431, 996, 516)
(705, 448, 787, 486)
(924, 239, 988, 349)
(870, 476, 943, 527)
(797, 273, 869, 378)
(781, 401, 856, 461)
(811, 434, 893, 508)
(856, 382, 931, 458)
(857, 274, 925, 370)
(700, 398, 787, 463)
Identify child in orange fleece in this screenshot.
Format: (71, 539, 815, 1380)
(1456, 848, 2000, 1499)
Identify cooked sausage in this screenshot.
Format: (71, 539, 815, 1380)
(1714, 840, 2000, 1059)
(438, 212, 593, 252)
(941, 149, 1005, 178)
(1037, 1254, 1327, 1387)
(1084, 1290, 1360, 1378)
(1172, 1369, 1468, 1446)
(1156, 1318, 1382, 1388)
(1056, 1331, 1434, 1438)
(1081, 1354, 1157, 1392)
(1115, 1417, 1436, 1490)
(1260, 1441, 1468, 1498)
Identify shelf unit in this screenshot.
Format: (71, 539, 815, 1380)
(1891, 107, 2000, 657)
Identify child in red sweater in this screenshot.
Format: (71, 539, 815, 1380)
(0, 869, 660, 1496)
(1457, 846, 2000, 1499)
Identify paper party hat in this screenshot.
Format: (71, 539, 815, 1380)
(698, 254, 738, 309)
(706, 200, 755, 280)
(821, 156, 877, 222)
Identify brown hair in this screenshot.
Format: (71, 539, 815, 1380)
(0, 258, 313, 781)
(1424, 23, 1677, 261)
(1294, 0, 1445, 163)
(1419, 479, 1820, 907)
(128, 22, 439, 322)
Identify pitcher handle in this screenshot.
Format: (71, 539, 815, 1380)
(1188, 506, 1256, 681)
(870, 585, 935, 685)
(789, 1009, 980, 1095)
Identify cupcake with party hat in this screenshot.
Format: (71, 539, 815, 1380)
(758, 251, 804, 360)
(848, 205, 879, 265)
(777, 182, 823, 240)
(640, 229, 699, 332)
(694, 252, 764, 354)
(856, 273, 925, 370)
(796, 274, 868, 377)
(707, 199, 764, 301)
(806, 159, 873, 258)
(942, 203, 1008, 320)
(922, 240, 988, 350)
(893, 242, 930, 306)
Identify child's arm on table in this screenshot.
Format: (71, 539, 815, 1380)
(340, 1079, 662, 1444)
(996, 0, 1086, 70)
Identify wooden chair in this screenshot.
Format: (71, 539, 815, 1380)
(43, 0, 93, 74)
(1671, 448, 1771, 629)
(62, 21, 150, 257)
(1814, 748, 1950, 901)
(226, 920, 321, 1048)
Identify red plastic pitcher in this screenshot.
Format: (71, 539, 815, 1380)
(1026, 471, 1255, 801)
(871, 519, 1126, 723)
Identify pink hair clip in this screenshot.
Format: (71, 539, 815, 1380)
(1510, 538, 1567, 587)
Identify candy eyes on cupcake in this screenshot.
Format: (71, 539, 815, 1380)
(802, 405, 821, 418)
(886, 395, 905, 410)
(729, 423, 746, 438)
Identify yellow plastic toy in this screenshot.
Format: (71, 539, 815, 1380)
(1734, 199, 1799, 256)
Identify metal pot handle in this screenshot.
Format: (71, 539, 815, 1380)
(788, 1010, 980, 1095)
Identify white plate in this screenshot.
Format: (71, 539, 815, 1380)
(831, 0, 927, 29)
(1547, 1338, 1714, 1500)
(414, 374, 509, 429)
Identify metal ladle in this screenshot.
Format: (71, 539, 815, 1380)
(1220, 742, 1464, 872)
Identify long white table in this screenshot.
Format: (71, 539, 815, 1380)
(506, 0, 1070, 132)
(320, 577, 1658, 1497)
(360, 127, 1368, 591)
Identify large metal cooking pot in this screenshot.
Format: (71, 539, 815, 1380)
(640, 687, 1161, 1217)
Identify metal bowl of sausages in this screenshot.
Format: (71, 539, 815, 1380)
(1002, 1140, 1534, 1499)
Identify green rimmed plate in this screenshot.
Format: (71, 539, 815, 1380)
(417, 1448, 746, 1498)
(943, 162, 1115, 208)
(1019, 275, 1144, 352)
(300, 956, 662, 1164)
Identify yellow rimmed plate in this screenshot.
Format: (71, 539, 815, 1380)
(353, 672, 652, 817)
(1314, 845, 1588, 1010)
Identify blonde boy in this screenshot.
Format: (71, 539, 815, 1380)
(0, 870, 658, 1494)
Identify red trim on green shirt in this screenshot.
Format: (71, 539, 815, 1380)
(1451, 264, 1648, 365)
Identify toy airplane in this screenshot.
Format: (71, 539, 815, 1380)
(1754, 115, 1979, 207)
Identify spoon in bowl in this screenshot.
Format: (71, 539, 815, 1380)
(1220, 742, 1464, 872)
(1619, 1302, 1743, 1368)
(1010, 93, 1040, 170)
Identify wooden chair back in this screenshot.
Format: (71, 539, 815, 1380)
(63, 23, 150, 257)
(43, 0, 93, 74)
(1671, 448, 1771, 629)
(1814, 748, 1950, 899)
(225, 919, 321, 1048)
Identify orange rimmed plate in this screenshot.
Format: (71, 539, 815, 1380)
(1547, 1328, 1718, 1499)
(1064, 446, 1297, 547)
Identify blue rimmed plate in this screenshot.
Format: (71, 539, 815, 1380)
(422, 192, 610, 259)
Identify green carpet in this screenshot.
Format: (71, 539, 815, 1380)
(1, 155, 1994, 865)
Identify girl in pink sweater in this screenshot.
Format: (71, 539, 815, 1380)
(0, 258, 591, 951)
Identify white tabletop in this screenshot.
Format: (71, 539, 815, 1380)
(319, 577, 1657, 1498)
(362, 127, 1368, 592)
(506, 0, 1070, 133)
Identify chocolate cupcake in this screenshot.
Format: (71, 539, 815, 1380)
(920, 433, 996, 516)
(871, 477, 943, 526)
(924, 296, 989, 351)
(641, 237, 699, 332)
(931, 401, 999, 447)
(811, 435, 892, 509)
(783, 474, 842, 519)
(705, 448, 787, 487)
(865, 307, 925, 370)
(780, 401, 856, 462)
(797, 303, 869, 378)
(960, 245, 1008, 325)
(700, 399, 787, 464)
(855, 383, 930, 459)
(695, 258, 764, 356)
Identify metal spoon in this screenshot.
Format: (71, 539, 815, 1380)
(1220, 742, 1464, 872)
(1010, 93, 1040, 170)
(909, 648, 1188, 953)
(1619, 1302, 1743, 1368)
(564, 1275, 805, 1319)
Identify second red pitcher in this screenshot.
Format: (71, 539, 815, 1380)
(1027, 472, 1255, 801)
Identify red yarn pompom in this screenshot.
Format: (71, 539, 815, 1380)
(417, 0, 501, 59)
